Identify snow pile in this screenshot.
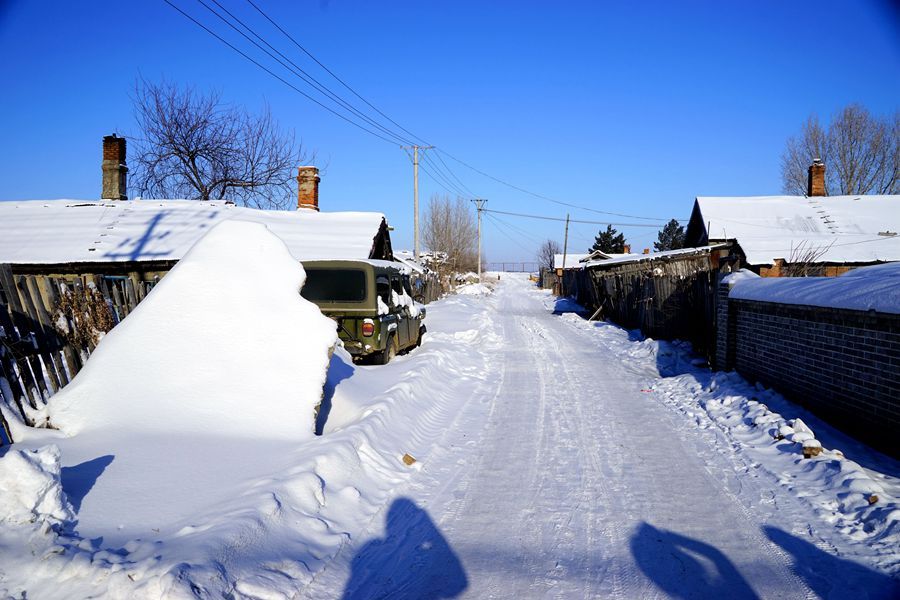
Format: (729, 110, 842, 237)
(456, 282, 492, 296)
(0, 245, 502, 599)
(729, 262, 900, 314)
(721, 268, 760, 285)
(47, 220, 338, 438)
(0, 445, 73, 528)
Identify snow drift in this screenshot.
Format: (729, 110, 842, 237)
(47, 220, 338, 438)
(0, 445, 73, 529)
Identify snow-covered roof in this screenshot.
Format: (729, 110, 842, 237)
(729, 261, 900, 315)
(553, 253, 591, 269)
(393, 250, 428, 274)
(693, 195, 900, 266)
(0, 199, 388, 264)
(583, 245, 726, 268)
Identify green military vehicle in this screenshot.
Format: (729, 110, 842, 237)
(300, 259, 427, 364)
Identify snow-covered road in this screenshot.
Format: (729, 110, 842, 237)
(310, 275, 899, 599)
(3, 271, 898, 599)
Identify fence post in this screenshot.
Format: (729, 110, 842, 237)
(714, 279, 736, 371)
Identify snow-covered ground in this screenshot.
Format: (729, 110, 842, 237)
(1, 268, 898, 599)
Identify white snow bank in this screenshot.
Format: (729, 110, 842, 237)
(47, 220, 338, 438)
(721, 268, 760, 285)
(546, 295, 900, 575)
(0, 445, 73, 528)
(456, 283, 492, 296)
(729, 262, 900, 314)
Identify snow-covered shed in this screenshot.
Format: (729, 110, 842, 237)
(684, 194, 900, 276)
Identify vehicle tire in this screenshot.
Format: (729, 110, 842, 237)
(374, 335, 397, 365)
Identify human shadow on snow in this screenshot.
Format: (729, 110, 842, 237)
(60, 454, 114, 513)
(342, 497, 467, 600)
(763, 525, 900, 600)
(631, 522, 760, 599)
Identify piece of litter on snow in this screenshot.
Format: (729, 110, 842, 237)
(402, 453, 417, 466)
(640, 389, 653, 393)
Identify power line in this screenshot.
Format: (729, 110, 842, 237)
(483, 208, 670, 228)
(198, 0, 415, 146)
(418, 152, 472, 198)
(484, 213, 537, 256)
(245, 0, 431, 147)
(163, 0, 406, 146)
(169, 0, 688, 226)
(435, 148, 670, 222)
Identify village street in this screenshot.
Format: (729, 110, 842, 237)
(303, 275, 900, 599)
(2, 266, 898, 599)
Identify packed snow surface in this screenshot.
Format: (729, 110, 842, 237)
(729, 261, 900, 314)
(1, 271, 898, 598)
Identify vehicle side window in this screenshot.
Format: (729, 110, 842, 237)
(376, 275, 391, 306)
(402, 275, 413, 297)
(391, 276, 403, 295)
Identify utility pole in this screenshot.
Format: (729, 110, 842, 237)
(401, 145, 433, 260)
(562, 213, 570, 269)
(471, 199, 487, 280)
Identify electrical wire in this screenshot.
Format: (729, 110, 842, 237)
(483, 208, 671, 228)
(435, 148, 670, 222)
(245, 0, 432, 147)
(169, 0, 695, 225)
(162, 0, 402, 145)
(198, 0, 415, 146)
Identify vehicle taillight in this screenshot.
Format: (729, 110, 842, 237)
(362, 322, 375, 337)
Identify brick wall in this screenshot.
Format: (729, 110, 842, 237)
(717, 282, 900, 457)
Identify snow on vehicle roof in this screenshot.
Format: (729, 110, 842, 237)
(0, 199, 387, 264)
(694, 195, 900, 266)
(729, 261, 900, 314)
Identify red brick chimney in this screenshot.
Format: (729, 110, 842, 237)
(623, 244, 631, 254)
(297, 166, 320, 211)
(101, 134, 128, 200)
(807, 158, 826, 197)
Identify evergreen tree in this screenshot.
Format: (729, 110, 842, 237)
(589, 225, 626, 254)
(653, 219, 685, 252)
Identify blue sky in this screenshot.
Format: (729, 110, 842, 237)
(1, 0, 898, 262)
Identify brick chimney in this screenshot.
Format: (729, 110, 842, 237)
(623, 244, 631, 254)
(297, 166, 320, 211)
(807, 158, 826, 197)
(101, 134, 128, 200)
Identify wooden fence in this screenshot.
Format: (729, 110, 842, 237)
(566, 248, 730, 359)
(0, 260, 443, 443)
(0, 264, 166, 443)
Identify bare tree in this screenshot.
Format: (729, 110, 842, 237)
(781, 104, 898, 195)
(130, 79, 310, 209)
(782, 240, 835, 277)
(538, 239, 561, 271)
(423, 195, 478, 278)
